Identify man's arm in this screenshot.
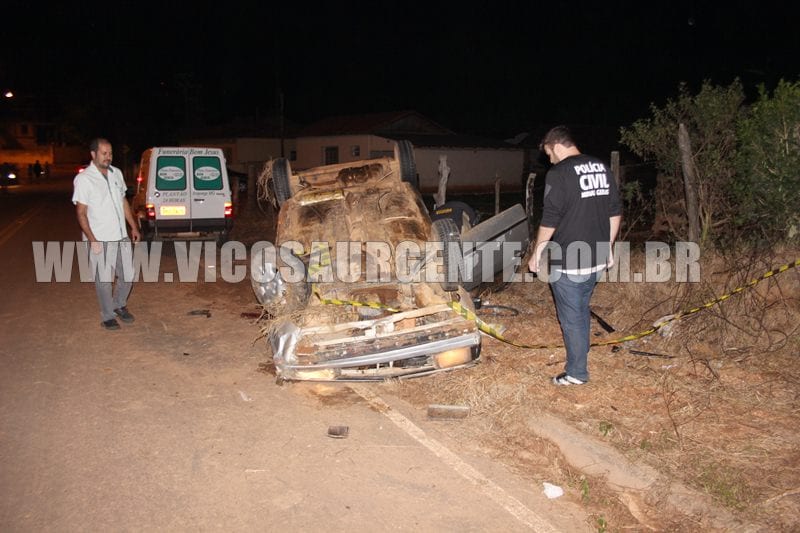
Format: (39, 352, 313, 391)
(528, 225, 556, 273)
(122, 199, 141, 242)
(76, 202, 102, 254)
(607, 215, 622, 268)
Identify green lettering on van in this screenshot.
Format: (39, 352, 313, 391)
(193, 156, 223, 190)
(156, 156, 187, 191)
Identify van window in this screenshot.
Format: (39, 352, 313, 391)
(155, 156, 187, 191)
(192, 156, 223, 191)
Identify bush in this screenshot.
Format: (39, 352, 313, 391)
(734, 80, 800, 242)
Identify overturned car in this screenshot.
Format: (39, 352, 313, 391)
(252, 142, 528, 382)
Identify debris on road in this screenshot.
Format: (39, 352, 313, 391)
(542, 482, 564, 499)
(427, 404, 470, 420)
(327, 426, 349, 439)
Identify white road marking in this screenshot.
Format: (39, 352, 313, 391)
(350, 384, 561, 533)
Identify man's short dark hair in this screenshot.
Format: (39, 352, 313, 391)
(539, 126, 576, 151)
(89, 137, 111, 152)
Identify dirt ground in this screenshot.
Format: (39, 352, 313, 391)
(235, 197, 800, 532)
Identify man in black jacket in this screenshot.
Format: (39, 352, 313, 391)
(528, 126, 622, 385)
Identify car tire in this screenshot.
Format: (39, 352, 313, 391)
(251, 255, 310, 317)
(271, 158, 293, 207)
(394, 140, 418, 188)
(432, 217, 462, 292)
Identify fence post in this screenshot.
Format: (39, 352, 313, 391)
(494, 174, 501, 215)
(525, 172, 537, 235)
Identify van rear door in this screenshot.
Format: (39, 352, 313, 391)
(153, 152, 191, 230)
(190, 150, 230, 232)
(189, 153, 225, 228)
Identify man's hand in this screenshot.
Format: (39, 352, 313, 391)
(91, 241, 103, 254)
(527, 241, 547, 273)
(130, 226, 141, 242)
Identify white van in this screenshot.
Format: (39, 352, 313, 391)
(133, 147, 233, 242)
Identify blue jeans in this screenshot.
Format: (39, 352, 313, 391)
(550, 270, 602, 382)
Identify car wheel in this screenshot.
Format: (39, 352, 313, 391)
(271, 158, 293, 207)
(432, 218, 463, 292)
(394, 140, 418, 188)
(251, 256, 310, 316)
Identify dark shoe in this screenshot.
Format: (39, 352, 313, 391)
(101, 318, 121, 330)
(114, 307, 135, 323)
(552, 372, 586, 386)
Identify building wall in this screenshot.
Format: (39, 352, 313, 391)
(180, 137, 297, 173)
(415, 147, 525, 192)
(0, 147, 54, 166)
(295, 134, 525, 191)
(295, 135, 396, 170)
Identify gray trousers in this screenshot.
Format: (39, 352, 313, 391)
(90, 240, 134, 321)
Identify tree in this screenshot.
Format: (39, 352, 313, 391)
(620, 81, 744, 245)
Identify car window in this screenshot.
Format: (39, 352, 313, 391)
(192, 156, 223, 191)
(155, 156, 187, 191)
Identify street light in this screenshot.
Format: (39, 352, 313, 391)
(3, 91, 13, 98)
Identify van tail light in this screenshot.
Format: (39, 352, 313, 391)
(224, 202, 233, 218)
(146, 204, 156, 220)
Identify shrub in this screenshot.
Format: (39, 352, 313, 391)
(734, 80, 800, 242)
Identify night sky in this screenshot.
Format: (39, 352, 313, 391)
(3, 1, 798, 144)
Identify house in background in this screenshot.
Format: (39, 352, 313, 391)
(179, 116, 299, 178)
(296, 111, 526, 193)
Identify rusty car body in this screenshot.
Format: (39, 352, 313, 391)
(252, 142, 481, 382)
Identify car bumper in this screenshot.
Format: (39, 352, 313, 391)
(268, 303, 481, 381)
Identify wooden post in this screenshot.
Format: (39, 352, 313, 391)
(525, 172, 537, 235)
(610, 150, 621, 188)
(677, 123, 700, 243)
(494, 174, 501, 215)
(434, 155, 450, 208)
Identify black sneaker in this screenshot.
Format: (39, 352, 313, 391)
(101, 318, 121, 330)
(114, 307, 135, 323)
(552, 372, 586, 386)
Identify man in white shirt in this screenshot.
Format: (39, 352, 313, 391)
(72, 138, 141, 330)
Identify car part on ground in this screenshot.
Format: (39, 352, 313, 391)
(460, 203, 530, 290)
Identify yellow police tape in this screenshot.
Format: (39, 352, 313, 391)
(456, 257, 800, 349)
(311, 257, 800, 350)
(308, 242, 401, 312)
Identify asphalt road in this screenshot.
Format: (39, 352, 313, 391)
(0, 177, 589, 531)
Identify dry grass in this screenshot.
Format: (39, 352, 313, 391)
(234, 196, 800, 528)
(393, 245, 800, 530)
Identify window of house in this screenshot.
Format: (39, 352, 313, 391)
(289, 150, 297, 161)
(324, 146, 339, 165)
(351, 145, 360, 157)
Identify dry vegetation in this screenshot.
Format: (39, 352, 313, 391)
(392, 246, 800, 531)
(232, 203, 800, 530)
